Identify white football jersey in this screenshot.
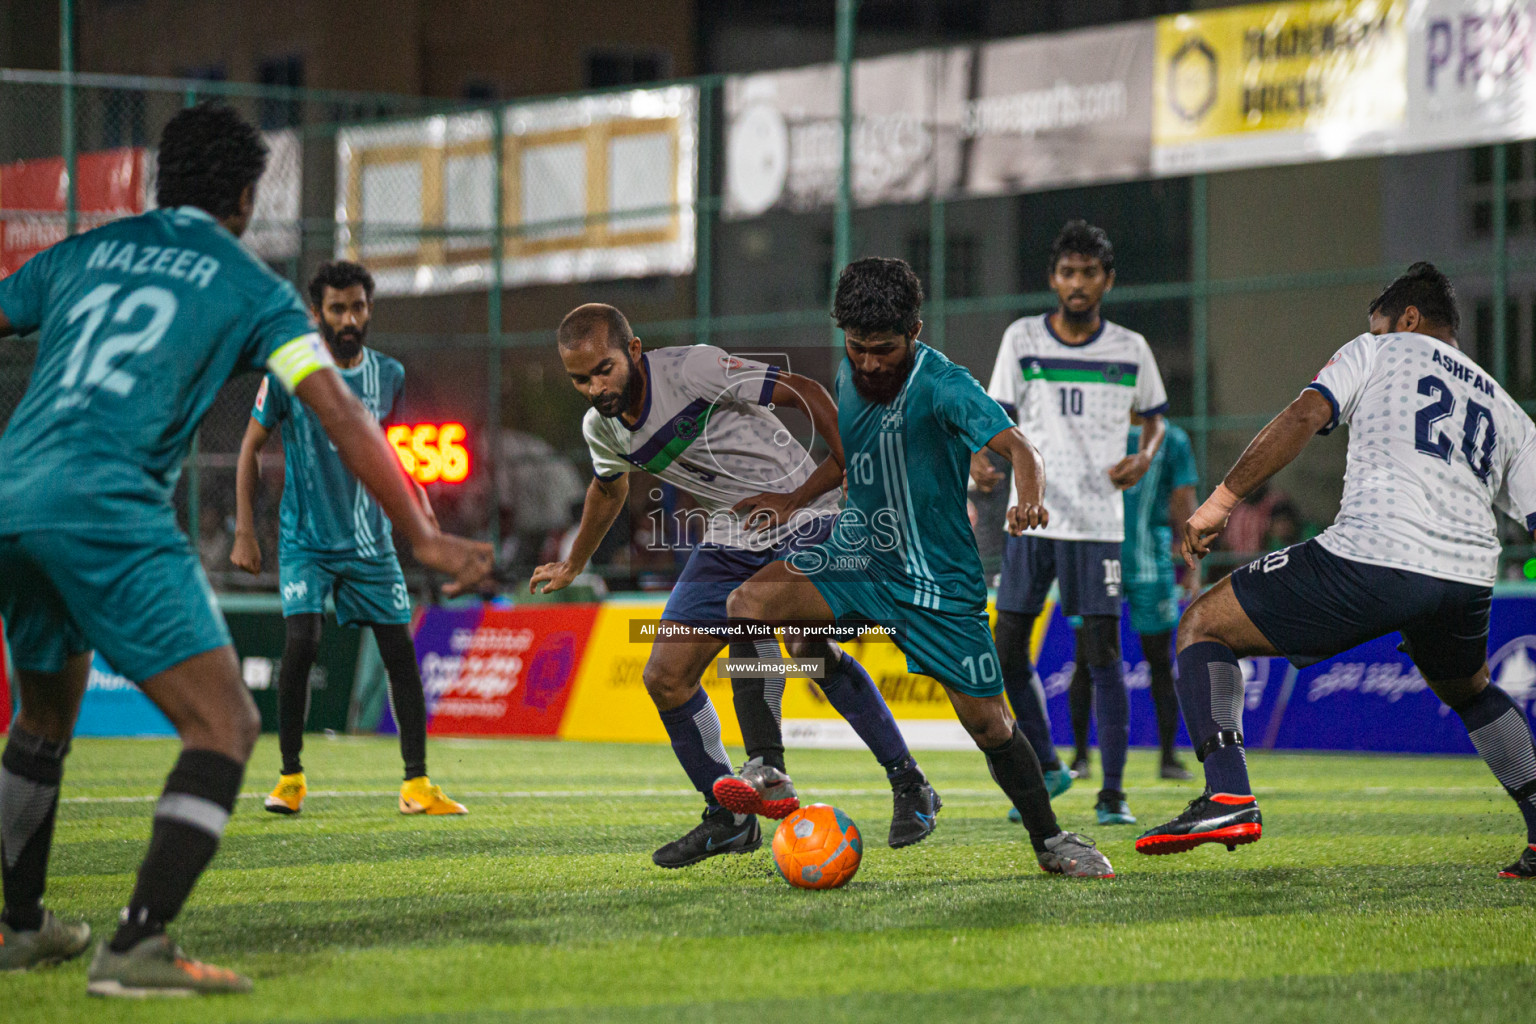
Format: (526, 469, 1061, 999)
(1308, 331, 1536, 587)
(987, 314, 1169, 541)
(583, 345, 839, 551)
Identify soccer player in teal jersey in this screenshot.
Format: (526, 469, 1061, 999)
(232, 260, 465, 817)
(1067, 416, 1198, 782)
(0, 103, 491, 996)
(725, 258, 1113, 877)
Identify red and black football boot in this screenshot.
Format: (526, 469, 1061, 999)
(1498, 844, 1536, 879)
(1135, 791, 1262, 855)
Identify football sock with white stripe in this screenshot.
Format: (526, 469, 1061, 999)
(1453, 684, 1536, 843)
(277, 613, 323, 776)
(818, 647, 912, 770)
(729, 639, 786, 772)
(375, 623, 429, 780)
(658, 688, 734, 805)
(1175, 641, 1252, 796)
(110, 750, 244, 952)
(0, 727, 69, 933)
(995, 610, 1063, 772)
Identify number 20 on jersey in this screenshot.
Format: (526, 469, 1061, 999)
(387, 422, 470, 484)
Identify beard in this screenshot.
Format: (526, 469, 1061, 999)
(850, 342, 915, 404)
(591, 353, 645, 418)
(1059, 297, 1097, 325)
(322, 321, 367, 363)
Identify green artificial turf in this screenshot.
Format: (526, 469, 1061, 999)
(7, 736, 1534, 1022)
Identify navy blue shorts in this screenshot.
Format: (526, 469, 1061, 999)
(1231, 538, 1491, 680)
(996, 535, 1123, 618)
(662, 513, 838, 627)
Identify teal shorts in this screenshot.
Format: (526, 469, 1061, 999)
(1126, 574, 1181, 636)
(788, 545, 1003, 698)
(279, 550, 410, 626)
(0, 528, 229, 682)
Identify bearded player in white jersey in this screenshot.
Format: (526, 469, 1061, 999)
(1136, 263, 1536, 879)
(531, 304, 939, 869)
(977, 220, 1169, 828)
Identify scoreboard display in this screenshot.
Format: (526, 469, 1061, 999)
(388, 422, 469, 484)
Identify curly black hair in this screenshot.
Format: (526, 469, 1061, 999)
(1368, 262, 1460, 335)
(154, 101, 268, 219)
(308, 260, 376, 308)
(1049, 219, 1115, 275)
(831, 257, 923, 336)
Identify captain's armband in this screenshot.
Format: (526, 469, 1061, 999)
(267, 332, 334, 393)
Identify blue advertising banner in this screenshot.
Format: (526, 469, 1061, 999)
(73, 653, 175, 738)
(1035, 593, 1536, 755)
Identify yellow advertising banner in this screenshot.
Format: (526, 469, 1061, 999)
(1153, 0, 1405, 173)
(557, 597, 1052, 749)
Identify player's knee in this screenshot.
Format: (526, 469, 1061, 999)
(1176, 595, 1220, 651)
(1427, 671, 1488, 710)
(640, 658, 694, 709)
(1078, 615, 1120, 668)
(724, 584, 764, 623)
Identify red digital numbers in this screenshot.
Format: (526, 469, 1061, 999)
(387, 422, 470, 484)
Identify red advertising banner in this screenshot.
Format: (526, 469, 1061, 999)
(416, 604, 599, 737)
(1, 148, 148, 275)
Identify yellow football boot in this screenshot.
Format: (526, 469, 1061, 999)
(399, 776, 467, 815)
(263, 772, 306, 815)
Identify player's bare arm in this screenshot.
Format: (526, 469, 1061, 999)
(230, 417, 271, 574)
(1169, 482, 1198, 593)
(984, 426, 1049, 534)
(1182, 389, 1332, 568)
(531, 473, 629, 594)
(734, 371, 844, 531)
(968, 448, 1005, 493)
(294, 368, 492, 593)
(1109, 412, 1165, 490)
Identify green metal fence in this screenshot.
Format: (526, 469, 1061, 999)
(2, 8, 1535, 596)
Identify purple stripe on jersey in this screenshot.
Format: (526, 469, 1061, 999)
(757, 364, 781, 406)
(1526, 512, 1536, 532)
(1138, 401, 1169, 418)
(627, 396, 712, 464)
(1041, 313, 1106, 346)
(595, 470, 623, 482)
(998, 400, 1018, 420)
(1305, 382, 1340, 435)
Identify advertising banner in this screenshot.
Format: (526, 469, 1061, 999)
(0, 147, 148, 276)
(73, 653, 175, 738)
(1405, 0, 1536, 148)
(1153, 0, 1408, 174)
(414, 603, 598, 736)
(336, 85, 697, 296)
(723, 48, 971, 217)
(963, 23, 1156, 196)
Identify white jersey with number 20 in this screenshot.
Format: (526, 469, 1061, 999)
(1307, 331, 1536, 587)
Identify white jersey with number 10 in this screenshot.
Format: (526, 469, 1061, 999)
(1307, 331, 1536, 587)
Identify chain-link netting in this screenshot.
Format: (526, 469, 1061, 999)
(2, 71, 1535, 595)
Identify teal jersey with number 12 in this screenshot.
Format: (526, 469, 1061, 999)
(0, 206, 315, 536)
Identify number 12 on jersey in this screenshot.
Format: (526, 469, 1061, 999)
(54, 283, 177, 410)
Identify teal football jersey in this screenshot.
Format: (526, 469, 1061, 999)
(0, 207, 315, 535)
(253, 347, 404, 558)
(1122, 422, 1198, 584)
(830, 342, 1014, 613)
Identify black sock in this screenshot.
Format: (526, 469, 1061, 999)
(982, 724, 1060, 853)
(729, 640, 785, 772)
(995, 610, 1061, 771)
(277, 614, 323, 776)
(882, 755, 924, 790)
(110, 750, 244, 952)
(375, 624, 429, 780)
(1143, 632, 1180, 762)
(1068, 659, 1092, 764)
(1, 728, 69, 933)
